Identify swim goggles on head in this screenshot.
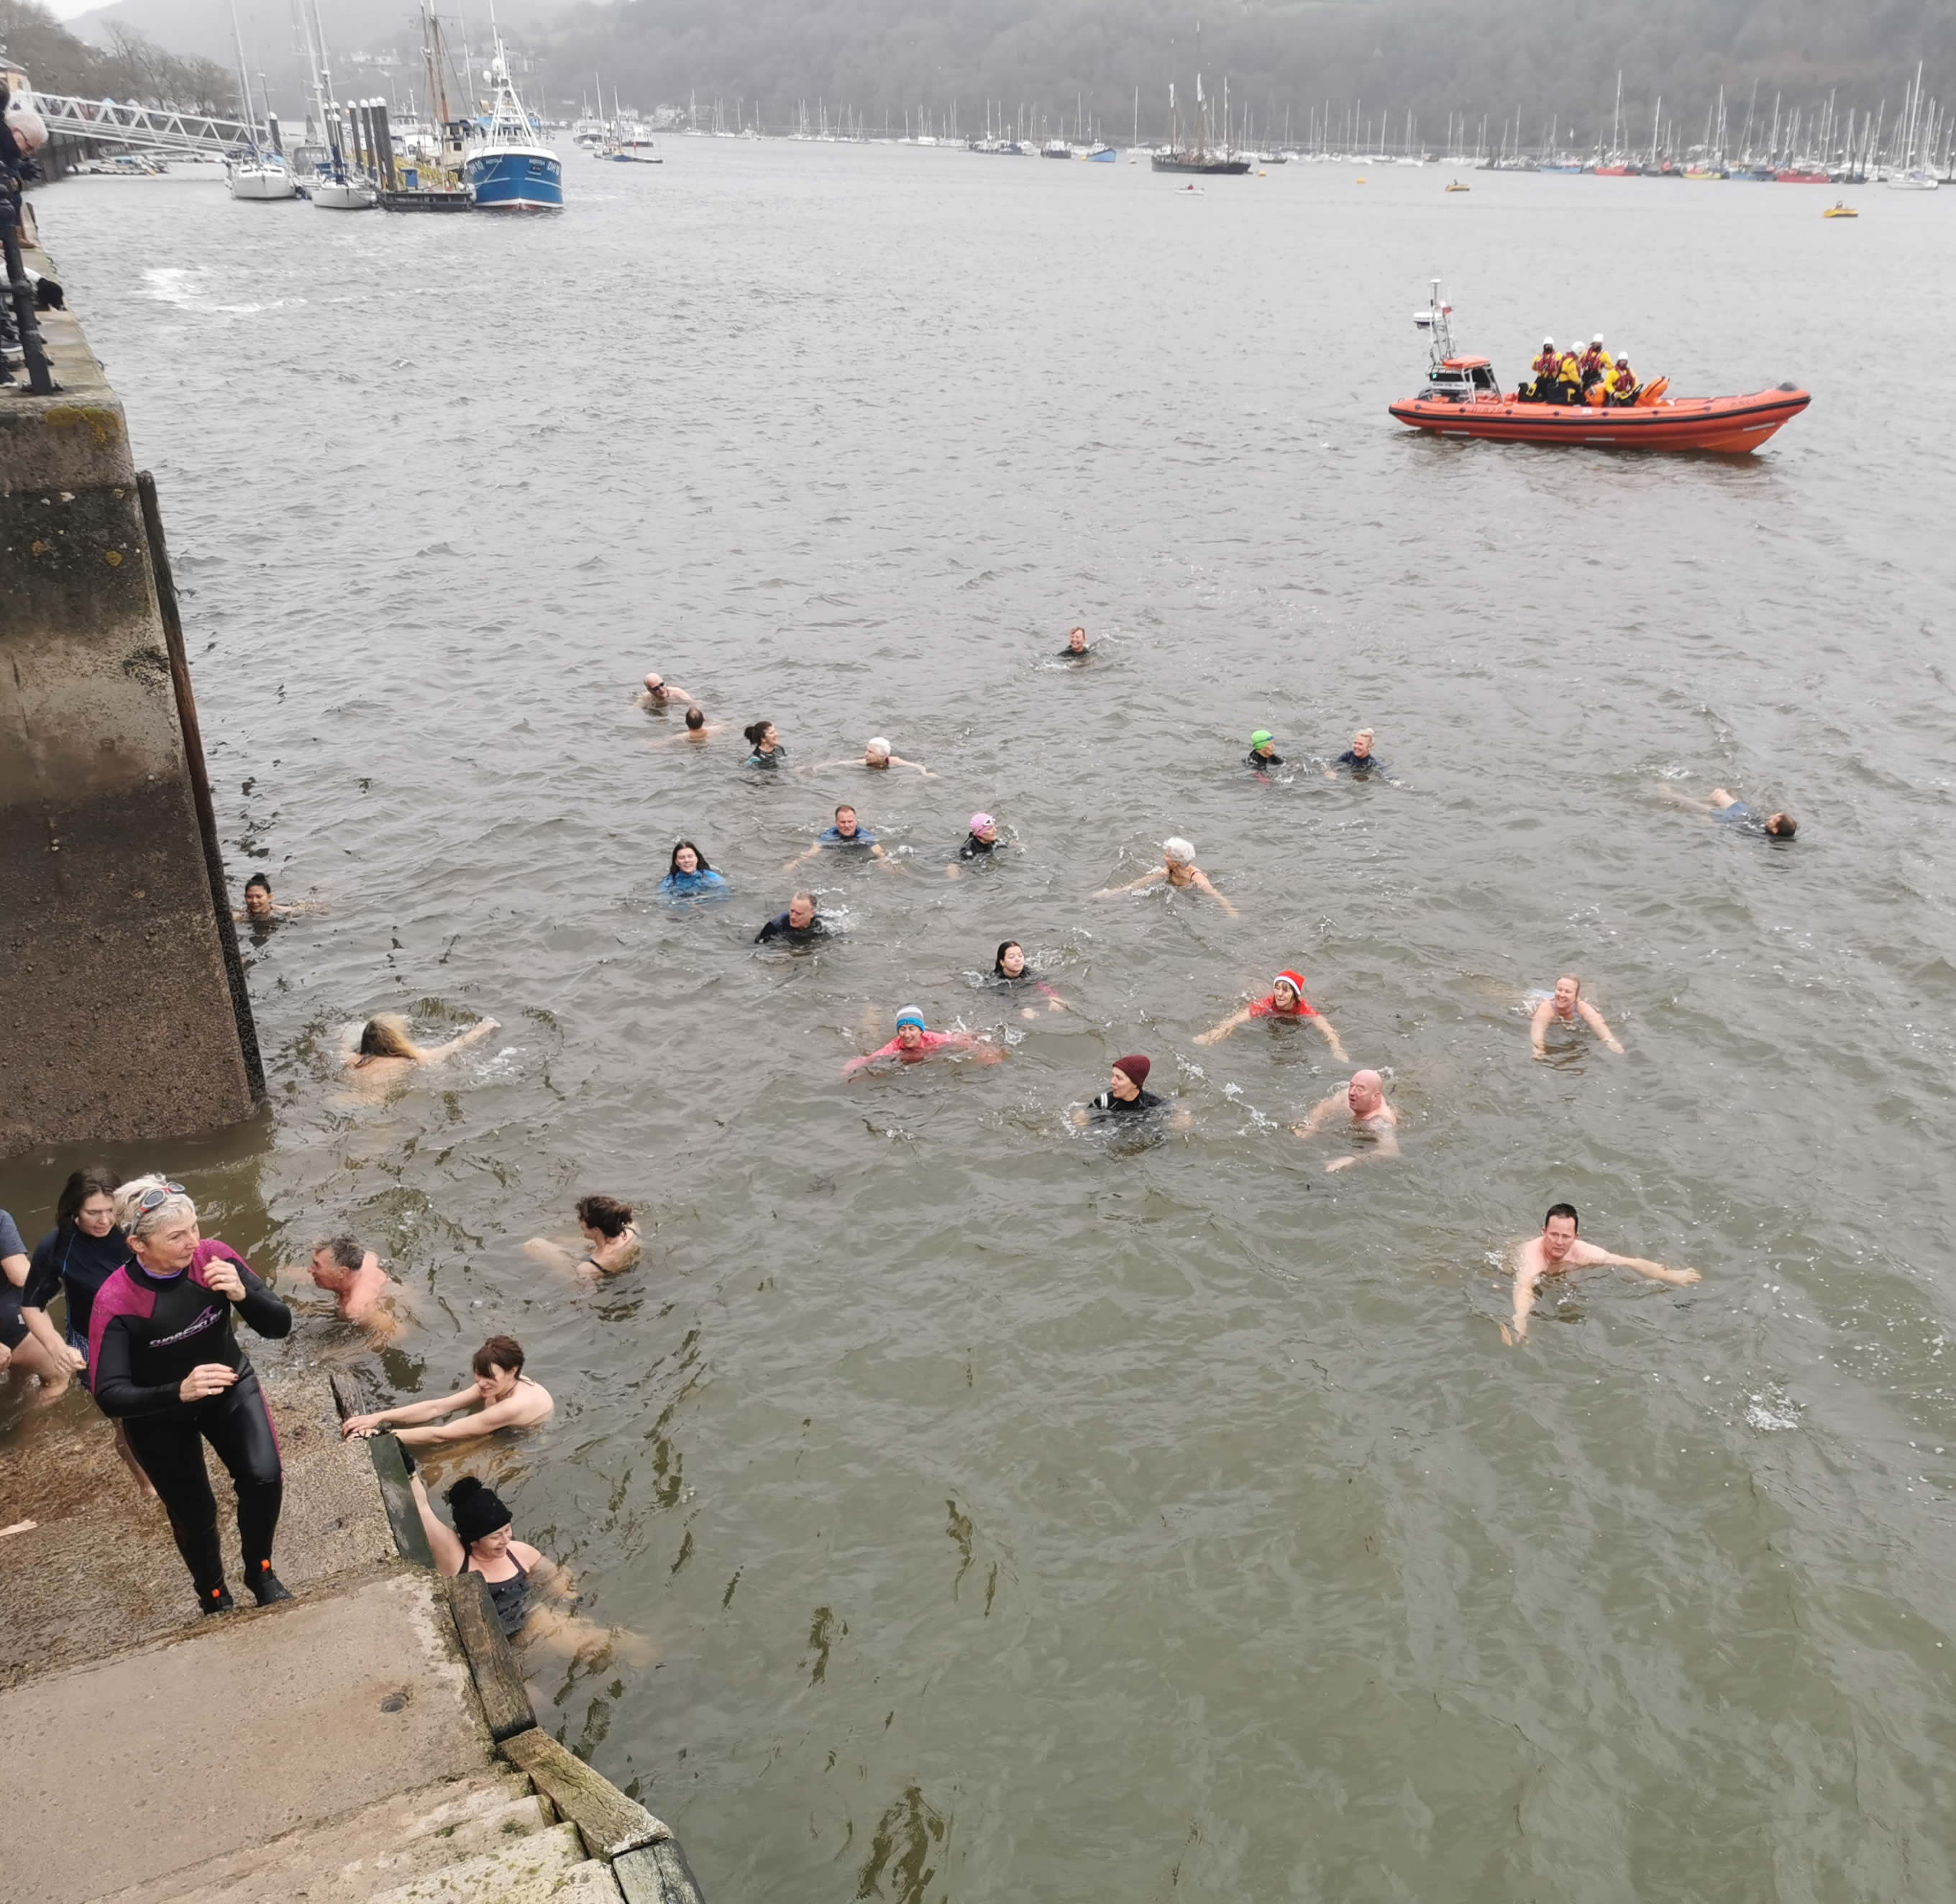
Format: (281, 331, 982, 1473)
(134, 1181, 186, 1212)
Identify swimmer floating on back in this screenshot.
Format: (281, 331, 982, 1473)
(1195, 969, 1349, 1061)
(1530, 974, 1623, 1058)
(1502, 1202, 1701, 1345)
(1094, 837, 1238, 917)
(1658, 784, 1797, 838)
(843, 1006, 1002, 1077)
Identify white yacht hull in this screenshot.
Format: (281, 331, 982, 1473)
(229, 165, 297, 200)
(312, 177, 378, 209)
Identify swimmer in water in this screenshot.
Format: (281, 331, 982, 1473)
(1530, 974, 1624, 1058)
(1094, 837, 1239, 917)
(1291, 1069, 1399, 1171)
(1659, 784, 1797, 838)
(785, 805, 895, 871)
(636, 672, 700, 711)
(1501, 1202, 1701, 1345)
(524, 1194, 641, 1282)
(1325, 727, 1386, 778)
(754, 892, 833, 945)
(843, 1005, 1002, 1077)
(809, 737, 935, 777)
(1195, 969, 1349, 1061)
(342, 1012, 501, 1098)
(660, 840, 731, 900)
(1071, 1053, 1193, 1130)
(1246, 730, 1284, 773)
(946, 812, 1010, 879)
(342, 1334, 554, 1447)
(1057, 626, 1091, 660)
(234, 875, 326, 922)
(743, 720, 787, 769)
(655, 707, 728, 744)
(300, 1235, 408, 1345)
(990, 940, 1071, 1018)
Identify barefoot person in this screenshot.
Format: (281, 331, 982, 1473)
(1195, 969, 1349, 1061)
(343, 1012, 501, 1096)
(340, 1335, 553, 1448)
(89, 1176, 294, 1613)
(843, 1007, 1002, 1076)
(1501, 1203, 1701, 1345)
(303, 1236, 406, 1343)
(409, 1469, 654, 1665)
(1530, 975, 1624, 1058)
(1094, 838, 1238, 917)
(1660, 784, 1797, 838)
(524, 1196, 641, 1281)
(1292, 1070, 1399, 1171)
(785, 805, 895, 871)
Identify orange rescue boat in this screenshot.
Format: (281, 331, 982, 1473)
(1390, 283, 1810, 454)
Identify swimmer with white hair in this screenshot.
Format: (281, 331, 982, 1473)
(1093, 837, 1238, 917)
(1292, 1070, 1399, 1171)
(1530, 974, 1624, 1058)
(808, 737, 935, 777)
(1325, 727, 1387, 779)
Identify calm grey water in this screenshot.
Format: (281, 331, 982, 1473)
(7, 147, 1956, 1900)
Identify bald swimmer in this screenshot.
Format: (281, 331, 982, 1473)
(1292, 1069, 1399, 1172)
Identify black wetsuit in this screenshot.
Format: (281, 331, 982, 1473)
(754, 910, 833, 945)
(1248, 749, 1285, 770)
(958, 833, 1000, 861)
(1087, 1087, 1164, 1118)
(89, 1239, 292, 1606)
(1056, 644, 1090, 659)
(24, 1222, 129, 1373)
(467, 1553, 534, 1637)
(1334, 750, 1386, 775)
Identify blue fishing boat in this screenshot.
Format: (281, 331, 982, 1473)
(464, 40, 562, 210)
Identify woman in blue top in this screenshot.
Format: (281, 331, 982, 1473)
(659, 840, 729, 901)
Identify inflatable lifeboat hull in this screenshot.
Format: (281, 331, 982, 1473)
(1389, 386, 1811, 454)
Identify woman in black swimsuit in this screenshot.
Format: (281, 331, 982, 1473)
(409, 1468, 656, 1665)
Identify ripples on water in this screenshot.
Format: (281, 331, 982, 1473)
(5, 151, 1955, 1898)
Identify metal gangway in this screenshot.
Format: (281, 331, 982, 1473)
(30, 93, 270, 158)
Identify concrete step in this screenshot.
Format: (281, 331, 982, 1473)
(364, 1821, 611, 1904)
(93, 1770, 547, 1904)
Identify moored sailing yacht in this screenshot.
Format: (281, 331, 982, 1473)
(1151, 76, 1251, 174)
(223, 0, 296, 199)
(464, 40, 562, 209)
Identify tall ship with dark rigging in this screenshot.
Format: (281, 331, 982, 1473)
(1151, 76, 1251, 175)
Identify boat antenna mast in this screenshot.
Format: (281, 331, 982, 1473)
(1413, 279, 1455, 374)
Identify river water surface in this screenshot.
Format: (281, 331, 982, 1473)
(7, 147, 1956, 1900)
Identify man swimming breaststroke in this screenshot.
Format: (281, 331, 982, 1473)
(1660, 784, 1797, 839)
(1071, 1053, 1193, 1130)
(304, 1235, 406, 1344)
(1530, 974, 1624, 1058)
(1292, 1069, 1399, 1171)
(754, 892, 833, 946)
(809, 737, 935, 777)
(1196, 969, 1350, 1061)
(843, 1006, 1002, 1077)
(341, 1334, 554, 1447)
(1057, 626, 1091, 660)
(787, 805, 895, 872)
(1094, 837, 1238, 917)
(636, 672, 700, 711)
(655, 707, 726, 745)
(1501, 1203, 1701, 1345)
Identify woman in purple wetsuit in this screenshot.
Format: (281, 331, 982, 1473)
(90, 1176, 293, 1614)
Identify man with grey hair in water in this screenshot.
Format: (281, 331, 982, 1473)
(1501, 1202, 1701, 1345)
(1291, 1070, 1399, 1172)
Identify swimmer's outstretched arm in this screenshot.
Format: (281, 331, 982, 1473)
(1325, 1122, 1399, 1173)
(1591, 1247, 1701, 1288)
(1289, 1090, 1343, 1140)
(343, 1382, 481, 1439)
(1312, 1015, 1351, 1065)
(1094, 868, 1166, 897)
(1194, 1007, 1251, 1045)
(783, 843, 823, 871)
(1578, 1000, 1625, 1054)
(887, 754, 936, 777)
(409, 1472, 466, 1575)
(1190, 871, 1240, 918)
(524, 1235, 583, 1276)
(420, 1018, 501, 1065)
